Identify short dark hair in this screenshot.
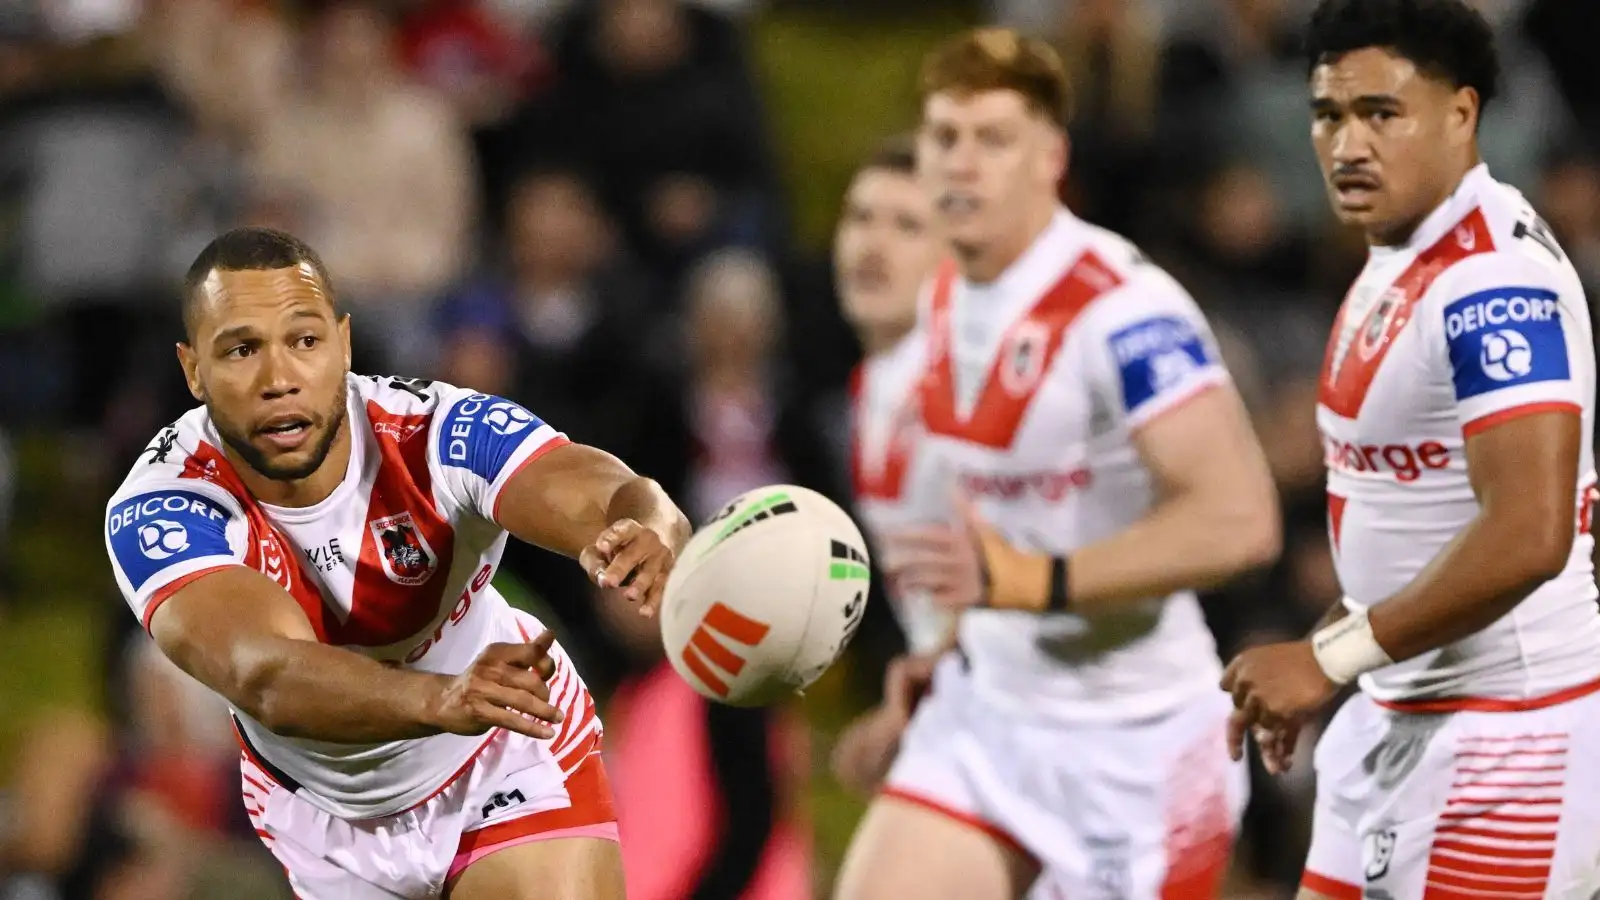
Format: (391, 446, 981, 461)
(182, 227, 336, 340)
(1307, 0, 1499, 114)
(857, 134, 918, 178)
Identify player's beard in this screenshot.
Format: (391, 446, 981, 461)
(213, 380, 349, 482)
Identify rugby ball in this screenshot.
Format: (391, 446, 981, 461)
(661, 485, 871, 706)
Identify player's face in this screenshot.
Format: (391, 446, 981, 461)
(1310, 47, 1480, 244)
(834, 168, 939, 340)
(178, 265, 352, 482)
(919, 90, 1065, 251)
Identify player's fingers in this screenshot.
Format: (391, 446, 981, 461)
(594, 519, 640, 557)
(1226, 709, 1250, 762)
(499, 629, 558, 669)
(472, 700, 558, 741)
(1218, 657, 1241, 692)
(475, 682, 564, 727)
(496, 666, 553, 704)
(603, 536, 657, 591)
(579, 545, 607, 586)
(625, 551, 669, 611)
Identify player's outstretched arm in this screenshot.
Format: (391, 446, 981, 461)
(494, 442, 692, 613)
(149, 567, 565, 743)
(1363, 410, 1580, 663)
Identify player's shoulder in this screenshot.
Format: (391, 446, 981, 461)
(1073, 223, 1207, 335)
(111, 405, 228, 503)
(1431, 175, 1583, 300)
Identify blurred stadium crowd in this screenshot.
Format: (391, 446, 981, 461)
(0, 0, 1596, 898)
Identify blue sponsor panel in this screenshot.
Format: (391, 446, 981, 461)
(1107, 315, 1214, 413)
(107, 490, 235, 590)
(437, 394, 548, 482)
(1443, 286, 1569, 400)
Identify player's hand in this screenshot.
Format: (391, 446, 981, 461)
(580, 518, 676, 617)
(830, 653, 939, 794)
(1219, 639, 1336, 754)
(1227, 708, 1303, 775)
(885, 494, 1033, 611)
(431, 630, 564, 741)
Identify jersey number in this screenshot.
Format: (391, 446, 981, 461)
(1514, 215, 1565, 263)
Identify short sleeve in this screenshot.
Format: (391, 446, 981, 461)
(1086, 276, 1231, 430)
(431, 388, 569, 523)
(1430, 254, 1586, 437)
(104, 481, 249, 630)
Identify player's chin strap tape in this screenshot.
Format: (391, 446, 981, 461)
(1310, 607, 1395, 686)
(1046, 556, 1071, 613)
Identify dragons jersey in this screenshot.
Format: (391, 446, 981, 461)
(902, 208, 1237, 723)
(1318, 163, 1600, 706)
(104, 374, 596, 819)
(849, 329, 957, 654)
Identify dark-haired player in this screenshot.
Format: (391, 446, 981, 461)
(104, 227, 690, 899)
(1221, 1, 1600, 897)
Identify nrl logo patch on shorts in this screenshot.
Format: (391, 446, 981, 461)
(370, 512, 438, 586)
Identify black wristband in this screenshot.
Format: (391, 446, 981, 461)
(1046, 556, 1071, 612)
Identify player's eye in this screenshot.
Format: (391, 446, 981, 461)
(896, 216, 924, 235)
(1313, 109, 1341, 124)
(1372, 109, 1398, 122)
(226, 344, 254, 360)
(295, 335, 320, 350)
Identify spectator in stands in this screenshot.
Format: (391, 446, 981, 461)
(506, 0, 783, 279)
(250, 0, 477, 375)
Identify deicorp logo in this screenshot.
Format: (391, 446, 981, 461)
(1444, 286, 1569, 400)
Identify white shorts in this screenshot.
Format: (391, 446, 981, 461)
(1303, 680, 1600, 899)
(239, 650, 615, 899)
(881, 655, 1248, 898)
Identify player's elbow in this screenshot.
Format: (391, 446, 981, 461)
(1517, 514, 1574, 585)
(1209, 481, 1282, 574)
(231, 646, 304, 736)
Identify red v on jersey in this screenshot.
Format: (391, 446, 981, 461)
(922, 252, 1123, 449)
(178, 407, 458, 647)
(348, 402, 456, 646)
(1320, 208, 1495, 418)
(849, 364, 916, 500)
(180, 441, 332, 640)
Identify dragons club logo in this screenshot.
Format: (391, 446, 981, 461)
(369, 512, 438, 586)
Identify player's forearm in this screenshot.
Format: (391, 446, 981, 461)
(1365, 510, 1572, 664)
(229, 636, 449, 742)
(993, 490, 1278, 615)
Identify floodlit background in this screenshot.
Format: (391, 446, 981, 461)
(0, 0, 1596, 898)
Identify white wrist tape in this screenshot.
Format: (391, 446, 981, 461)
(1310, 609, 1394, 686)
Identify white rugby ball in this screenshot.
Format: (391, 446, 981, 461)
(661, 484, 871, 707)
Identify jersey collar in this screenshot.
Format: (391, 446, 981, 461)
(1379, 162, 1494, 259)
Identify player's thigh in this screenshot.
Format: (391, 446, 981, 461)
(835, 794, 1039, 900)
(444, 836, 624, 900)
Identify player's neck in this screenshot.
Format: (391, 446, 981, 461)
(859, 321, 914, 357)
(1368, 153, 1483, 249)
(954, 202, 1058, 284)
(233, 419, 353, 509)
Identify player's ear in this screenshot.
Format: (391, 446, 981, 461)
(1449, 86, 1479, 149)
(337, 313, 352, 369)
(175, 342, 203, 401)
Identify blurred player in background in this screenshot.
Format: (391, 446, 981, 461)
(833, 28, 1282, 900)
(827, 136, 947, 794)
(103, 227, 691, 900)
(1222, 1, 1600, 897)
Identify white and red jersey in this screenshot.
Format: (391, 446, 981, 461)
(1319, 163, 1600, 706)
(849, 330, 956, 654)
(104, 374, 601, 820)
(903, 209, 1235, 723)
